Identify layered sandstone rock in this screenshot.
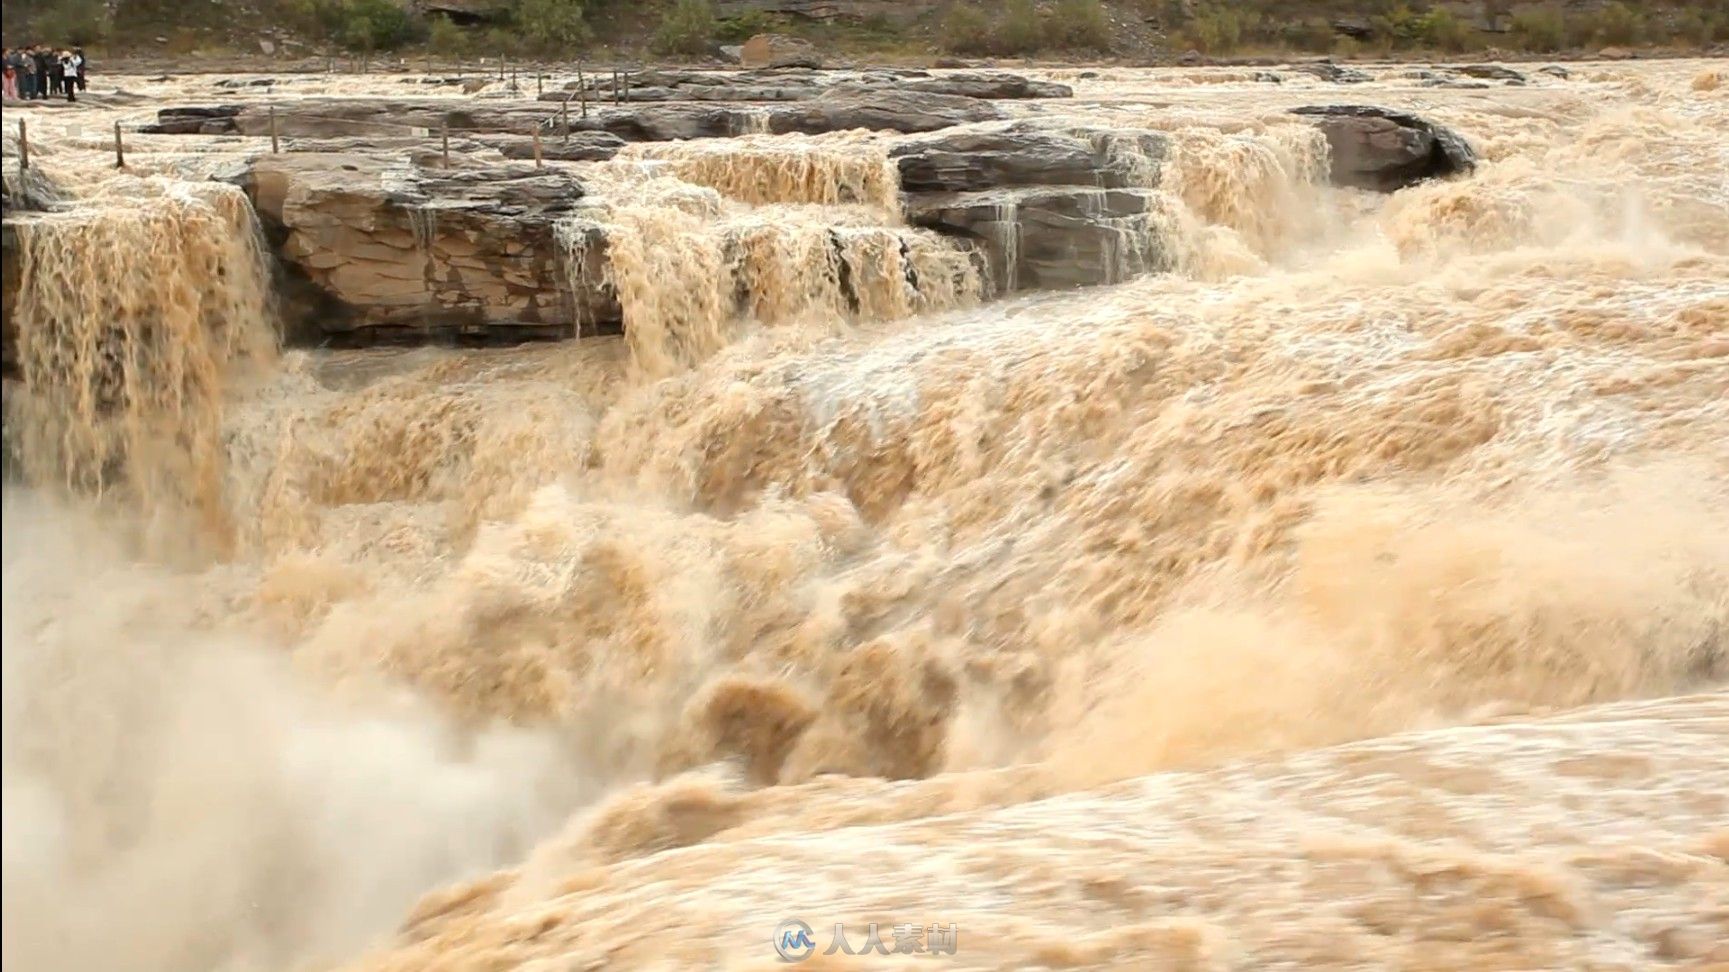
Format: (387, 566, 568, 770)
(908, 187, 1174, 293)
(895, 123, 1173, 293)
(231, 154, 617, 344)
(892, 124, 1166, 194)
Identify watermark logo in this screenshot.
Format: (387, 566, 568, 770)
(774, 920, 958, 962)
(773, 919, 818, 963)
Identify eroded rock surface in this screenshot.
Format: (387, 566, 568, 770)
(231, 154, 615, 343)
(548, 67, 1071, 103)
(147, 99, 555, 138)
(896, 122, 1172, 293)
(766, 87, 1005, 135)
(908, 187, 1174, 293)
(1292, 104, 1476, 191)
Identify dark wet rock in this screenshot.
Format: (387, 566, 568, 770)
(891, 125, 1167, 194)
(1291, 105, 1476, 192)
(906, 187, 1174, 294)
(491, 132, 627, 162)
(1253, 71, 1283, 83)
(214, 77, 276, 89)
(1447, 63, 1526, 82)
(569, 103, 759, 141)
(894, 121, 1174, 293)
(230, 154, 616, 342)
(1537, 65, 1571, 79)
(1291, 62, 1372, 84)
(144, 105, 244, 134)
(1421, 79, 1491, 89)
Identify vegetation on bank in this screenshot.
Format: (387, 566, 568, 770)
(9, 0, 1729, 61)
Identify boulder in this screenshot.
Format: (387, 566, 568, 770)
(230, 154, 617, 343)
(1290, 61, 1372, 84)
(1537, 65, 1571, 79)
(894, 122, 1174, 294)
(1291, 105, 1476, 192)
(890, 125, 1167, 194)
(906, 187, 1174, 293)
(739, 33, 823, 69)
(1447, 63, 1525, 81)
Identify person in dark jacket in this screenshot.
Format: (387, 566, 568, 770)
(33, 46, 54, 99)
(47, 48, 65, 98)
(74, 47, 87, 91)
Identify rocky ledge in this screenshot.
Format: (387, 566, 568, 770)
(145, 88, 1006, 143)
(230, 154, 617, 345)
(892, 122, 1174, 293)
(102, 90, 1477, 347)
(549, 67, 1073, 104)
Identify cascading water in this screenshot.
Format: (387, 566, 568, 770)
(5, 177, 277, 559)
(1, 58, 1726, 972)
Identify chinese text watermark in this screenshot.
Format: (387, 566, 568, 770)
(775, 919, 959, 962)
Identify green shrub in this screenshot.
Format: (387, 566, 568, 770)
(1186, 7, 1244, 53)
(1509, 8, 1565, 51)
(995, 0, 1044, 55)
(1592, 2, 1643, 45)
(426, 15, 471, 54)
(339, 0, 421, 52)
(513, 0, 589, 52)
(1047, 0, 1113, 51)
(1412, 8, 1471, 51)
(1282, 18, 1336, 52)
(715, 9, 777, 42)
(655, 0, 717, 55)
(936, 4, 993, 54)
(32, 0, 111, 45)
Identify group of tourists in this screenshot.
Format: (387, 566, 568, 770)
(3, 46, 87, 102)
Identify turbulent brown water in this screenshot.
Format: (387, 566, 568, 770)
(3, 60, 1727, 971)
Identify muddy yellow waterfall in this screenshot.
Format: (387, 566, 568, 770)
(1, 59, 1726, 972)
